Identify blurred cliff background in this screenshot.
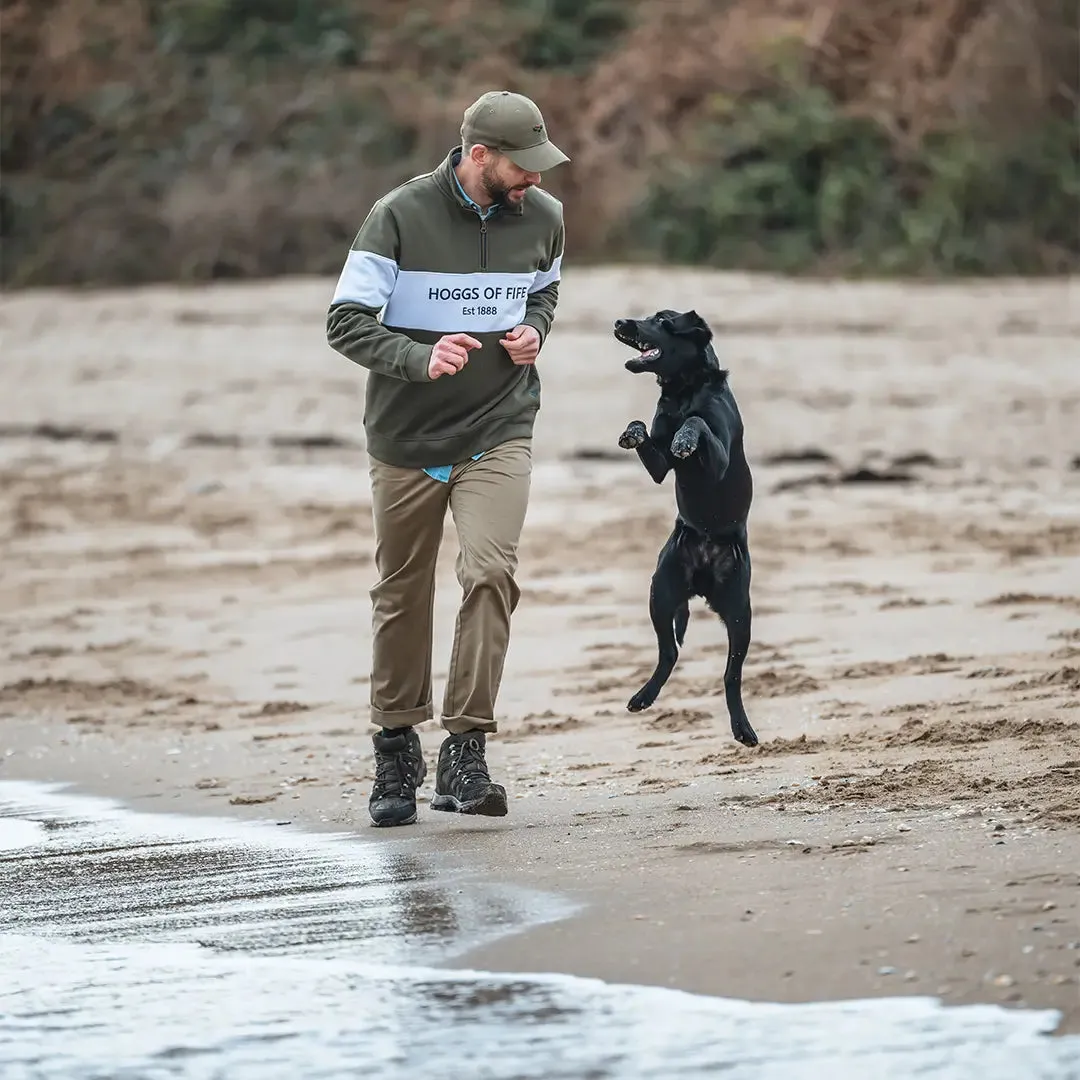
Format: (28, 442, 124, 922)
(2, 0, 1077, 288)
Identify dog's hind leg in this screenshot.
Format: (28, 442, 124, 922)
(705, 546, 758, 747)
(628, 540, 690, 713)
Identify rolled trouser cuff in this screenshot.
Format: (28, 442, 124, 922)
(371, 701, 433, 730)
(441, 713, 498, 736)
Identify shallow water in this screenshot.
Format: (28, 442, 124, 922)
(1, 781, 1077, 1079)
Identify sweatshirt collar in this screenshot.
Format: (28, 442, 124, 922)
(435, 147, 525, 218)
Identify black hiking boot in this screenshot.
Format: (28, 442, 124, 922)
(369, 727, 427, 827)
(431, 731, 508, 817)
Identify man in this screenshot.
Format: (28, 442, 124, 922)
(326, 91, 568, 827)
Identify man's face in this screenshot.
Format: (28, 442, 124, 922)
(480, 150, 540, 207)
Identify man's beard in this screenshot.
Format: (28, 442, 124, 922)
(481, 166, 531, 206)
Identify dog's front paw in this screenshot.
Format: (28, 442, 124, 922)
(619, 421, 648, 450)
(670, 429, 699, 458)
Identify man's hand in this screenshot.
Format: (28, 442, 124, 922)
(429, 333, 482, 379)
(500, 324, 541, 366)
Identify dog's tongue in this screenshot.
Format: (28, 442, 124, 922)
(640, 348, 660, 360)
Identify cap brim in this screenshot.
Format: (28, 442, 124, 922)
(505, 139, 570, 172)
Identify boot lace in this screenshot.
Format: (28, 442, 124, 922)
(449, 737, 491, 787)
(375, 747, 419, 798)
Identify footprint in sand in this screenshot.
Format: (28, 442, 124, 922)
(501, 714, 588, 742)
(644, 709, 710, 732)
(737, 668, 822, 698)
(0, 677, 176, 714)
(240, 701, 312, 719)
(1005, 667, 1080, 694)
(981, 592, 1080, 611)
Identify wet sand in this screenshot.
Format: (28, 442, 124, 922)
(4, 780, 1078, 1078)
(1, 269, 1078, 1033)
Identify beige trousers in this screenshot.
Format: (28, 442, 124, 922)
(366, 437, 532, 735)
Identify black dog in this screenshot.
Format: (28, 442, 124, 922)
(614, 309, 758, 748)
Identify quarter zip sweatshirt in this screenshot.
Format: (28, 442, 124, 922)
(326, 147, 565, 469)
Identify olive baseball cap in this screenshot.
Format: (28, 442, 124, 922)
(460, 90, 570, 172)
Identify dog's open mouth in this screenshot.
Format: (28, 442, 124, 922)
(614, 321, 663, 365)
(614, 327, 661, 362)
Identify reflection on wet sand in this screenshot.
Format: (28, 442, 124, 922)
(2, 781, 1078, 1080)
(0, 780, 564, 964)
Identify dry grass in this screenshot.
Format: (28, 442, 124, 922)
(809, 0, 1077, 146)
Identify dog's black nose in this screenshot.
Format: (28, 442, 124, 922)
(614, 318, 631, 332)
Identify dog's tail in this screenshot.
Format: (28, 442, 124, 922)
(674, 602, 690, 646)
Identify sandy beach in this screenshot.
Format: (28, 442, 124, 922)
(2, 268, 1078, 1032)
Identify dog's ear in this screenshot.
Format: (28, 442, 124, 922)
(672, 309, 713, 348)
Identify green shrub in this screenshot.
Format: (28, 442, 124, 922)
(897, 120, 1080, 273)
(504, 0, 634, 72)
(3, 3, 1076, 285)
(623, 79, 1080, 275)
(153, 0, 362, 65)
